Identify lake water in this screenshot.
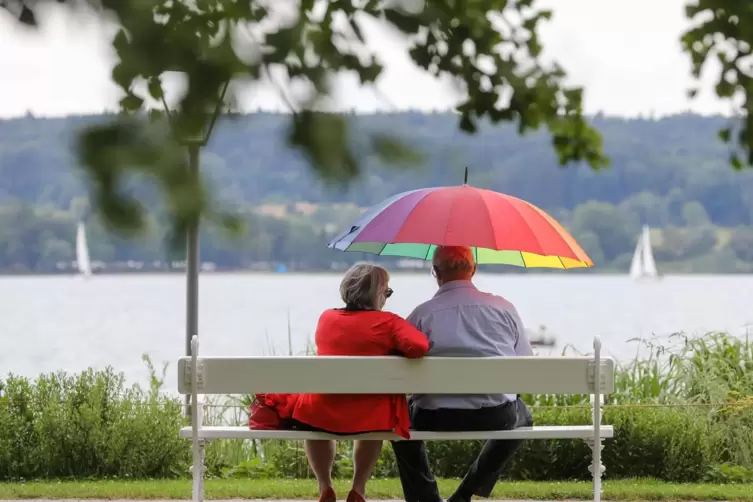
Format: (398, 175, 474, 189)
(2, 273, 752, 391)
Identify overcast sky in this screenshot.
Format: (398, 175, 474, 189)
(0, 0, 730, 119)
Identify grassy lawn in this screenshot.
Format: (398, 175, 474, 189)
(0, 478, 752, 500)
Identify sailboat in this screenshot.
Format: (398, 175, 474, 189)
(526, 325, 557, 347)
(629, 224, 660, 281)
(76, 222, 93, 278)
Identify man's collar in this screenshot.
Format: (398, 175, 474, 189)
(435, 280, 477, 296)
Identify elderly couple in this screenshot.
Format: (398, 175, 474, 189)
(282, 246, 534, 502)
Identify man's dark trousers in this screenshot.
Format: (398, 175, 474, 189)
(391, 397, 533, 502)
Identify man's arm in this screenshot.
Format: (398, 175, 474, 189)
(406, 308, 422, 331)
(406, 307, 434, 351)
(510, 310, 534, 356)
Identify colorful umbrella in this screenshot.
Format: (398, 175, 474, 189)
(327, 177, 593, 269)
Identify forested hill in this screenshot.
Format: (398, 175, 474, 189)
(1, 112, 753, 274)
(2, 112, 752, 221)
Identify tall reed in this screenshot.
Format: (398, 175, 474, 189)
(523, 331, 753, 406)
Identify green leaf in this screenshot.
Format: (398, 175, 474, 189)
(148, 77, 164, 100)
(459, 114, 476, 133)
(112, 28, 130, 54)
(731, 153, 743, 170)
(288, 111, 357, 181)
(370, 135, 424, 165)
(18, 5, 37, 25)
(148, 109, 164, 122)
(383, 8, 422, 34)
(680, 0, 753, 168)
(358, 60, 383, 84)
(264, 27, 298, 64)
(111, 62, 136, 92)
(119, 93, 144, 112)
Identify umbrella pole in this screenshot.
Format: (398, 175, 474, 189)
(185, 143, 200, 418)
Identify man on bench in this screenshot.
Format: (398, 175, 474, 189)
(391, 245, 535, 502)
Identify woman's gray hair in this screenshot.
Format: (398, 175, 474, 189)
(339, 262, 390, 309)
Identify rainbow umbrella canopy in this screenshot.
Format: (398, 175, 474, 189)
(327, 178, 593, 269)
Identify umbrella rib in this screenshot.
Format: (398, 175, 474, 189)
(329, 232, 349, 249)
(329, 223, 363, 249)
(330, 188, 429, 250)
(475, 190, 498, 251)
(389, 188, 437, 247)
(442, 193, 456, 246)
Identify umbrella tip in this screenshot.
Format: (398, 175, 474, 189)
(464, 167, 468, 185)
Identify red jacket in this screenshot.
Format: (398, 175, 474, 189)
(289, 309, 430, 438)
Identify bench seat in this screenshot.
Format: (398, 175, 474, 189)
(179, 425, 614, 441)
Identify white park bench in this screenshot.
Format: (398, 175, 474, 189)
(178, 336, 614, 502)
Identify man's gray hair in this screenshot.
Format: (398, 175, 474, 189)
(432, 246, 475, 275)
(339, 262, 390, 309)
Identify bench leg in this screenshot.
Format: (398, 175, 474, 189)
(584, 438, 604, 502)
(192, 439, 207, 502)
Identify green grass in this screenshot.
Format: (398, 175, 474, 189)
(0, 478, 752, 500)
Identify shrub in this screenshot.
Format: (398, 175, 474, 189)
(0, 361, 188, 480)
(3, 332, 753, 482)
(250, 406, 746, 482)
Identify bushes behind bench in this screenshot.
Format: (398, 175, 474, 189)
(240, 406, 753, 483)
(0, 365, 189, 480)
(3, 365, 753, 483)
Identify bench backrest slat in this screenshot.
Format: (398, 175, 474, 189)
(177, 356, 615, 395)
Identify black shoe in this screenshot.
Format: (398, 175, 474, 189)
(447, 494, 471, 502)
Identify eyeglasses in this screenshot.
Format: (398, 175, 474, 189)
(385, 288, 393, 298)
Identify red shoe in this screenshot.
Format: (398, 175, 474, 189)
(346, 490, 366, 502)
(319, 487, 337, 502)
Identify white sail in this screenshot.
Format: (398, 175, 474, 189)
(630, 225, 659, 280)
(629, 232, 643, 279)
(76, 222, 92, 277)
(641, 225, 658, 277)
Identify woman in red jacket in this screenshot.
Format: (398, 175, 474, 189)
(290, 263, 430, 502)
